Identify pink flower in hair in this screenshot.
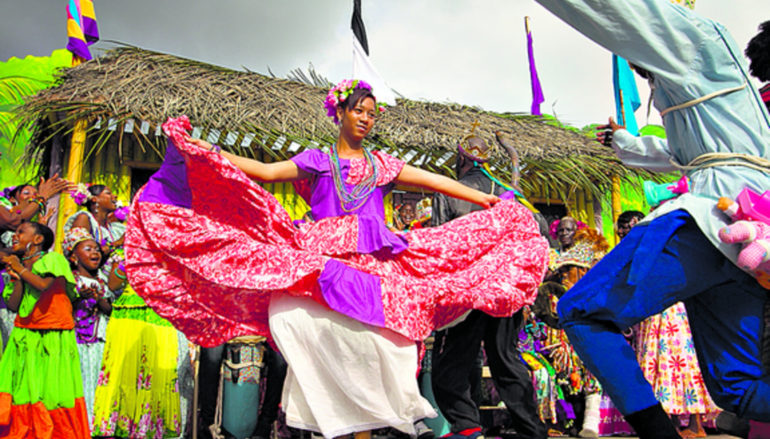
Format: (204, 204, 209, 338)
(70, 183, 92, 206)
(324, 79, 377, 125)
(113, 200, 129, 222)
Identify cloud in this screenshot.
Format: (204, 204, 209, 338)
(0, 0, 762, 129)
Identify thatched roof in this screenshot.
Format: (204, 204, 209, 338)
(16, 46, 658, 200)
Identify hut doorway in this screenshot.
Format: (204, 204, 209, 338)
(130, 168, 157, 200)
(534, 202, 567, 230)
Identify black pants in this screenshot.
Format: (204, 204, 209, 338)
(432, 310, 546, 438)
(198, 343, 287, 438)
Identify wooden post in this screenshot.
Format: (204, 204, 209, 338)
(54, 117, 87, 252)
(585, 193, 596, 230)
(576, 190, 586, 225)
(192, 345, 200, 439)
(54, 56, 87, 252)
(611, 175, 622, 246)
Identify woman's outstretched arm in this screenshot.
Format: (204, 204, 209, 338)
(185, 137, 309, 183)
(396, 164, 499, 208)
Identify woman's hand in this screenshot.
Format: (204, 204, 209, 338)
(1, 254, 23, 274)
(184, 136, 213, 151)
(396, 165, 501, 209)
(79, 285, 101, 299)
(107, 261, 127, 291)
(392, 212, 405, 231)
(40, 205, 56, 225)
(38, 173, 75, 201)
(477, 193, 500, 209)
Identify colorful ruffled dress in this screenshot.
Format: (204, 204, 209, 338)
(125, 116, 548, 347)
(0, 252, 90, 438)
(63, 214, 186, 438)
(125, 117, 548, 436)
(91, 286, 183, 438)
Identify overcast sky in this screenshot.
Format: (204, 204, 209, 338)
(0, 1, 763, 129)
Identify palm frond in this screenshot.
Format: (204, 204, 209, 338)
(14, 45, 669, 194)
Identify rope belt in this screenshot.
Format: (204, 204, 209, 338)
(669, 152, 770, 174)
(659, 83, 747, 117)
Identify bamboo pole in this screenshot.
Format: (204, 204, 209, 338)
(611, 176, 622, 246)
(576, 190, 586, 225)
(54, 55, 88, 253)
(192, 345, 200, 439)
(54, 56, 87, 252)
(54, 118, 87, 252)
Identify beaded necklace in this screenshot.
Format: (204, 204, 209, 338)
(329, 143, 379, 213)
(21, 250, 45, 262)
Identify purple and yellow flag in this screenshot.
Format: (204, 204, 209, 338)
(66, 0, 99, 61)
(525, 17, 545, 116)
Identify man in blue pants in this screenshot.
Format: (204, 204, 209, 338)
(532, 1, 770, 437)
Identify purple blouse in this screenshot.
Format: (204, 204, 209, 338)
(290, 149, 408, 255)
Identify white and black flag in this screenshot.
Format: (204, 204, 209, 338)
(351, 0, 396, 105)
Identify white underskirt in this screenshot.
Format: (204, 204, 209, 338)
(269, 294, 436, 439)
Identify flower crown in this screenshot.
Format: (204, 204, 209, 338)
(70, 183, 92, 206)
(324, 79, 386, 125)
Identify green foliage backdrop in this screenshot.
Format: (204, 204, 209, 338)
(0, 49, 71, 189)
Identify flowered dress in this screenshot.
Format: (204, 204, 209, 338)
(73, 274, 112, 424)
(634, 303, 721, 426)
(65, 211, 187, 438)
(0, 252, 90, 438)
(91, 286, 183, 438)
(126, 116, 548, 348)
(125, 116, 548, 437)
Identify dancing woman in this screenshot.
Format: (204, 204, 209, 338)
(126, 79, 548, 438)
